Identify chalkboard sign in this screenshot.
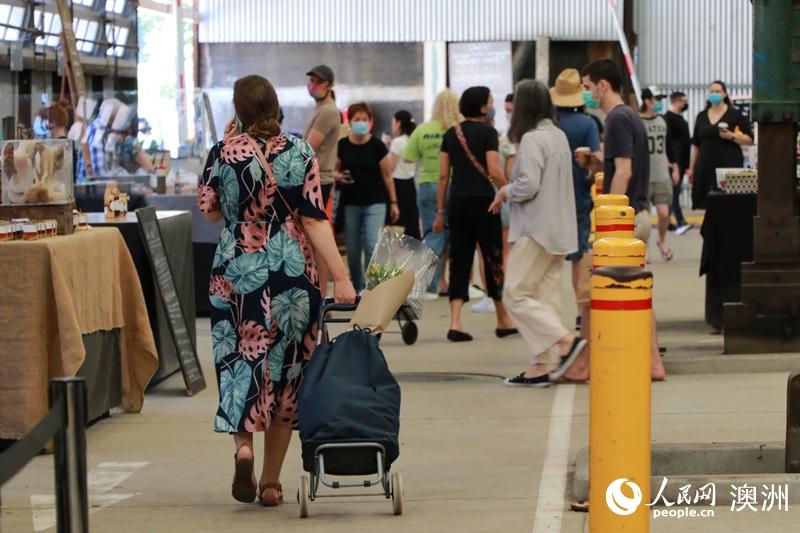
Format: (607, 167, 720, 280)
(136, 207, 206, 395)
(732, 97, 752, 126)
(448, 41, 513, 134)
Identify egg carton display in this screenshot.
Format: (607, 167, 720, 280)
(1, 139, 74, 205)
(716, 168, 758, 194)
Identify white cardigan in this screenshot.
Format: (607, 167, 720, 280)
(506, 119, 578, 256)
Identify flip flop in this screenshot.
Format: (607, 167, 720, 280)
(659, 246, 674, 261)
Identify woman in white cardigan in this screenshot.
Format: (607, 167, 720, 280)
(489, 80, 587, 388)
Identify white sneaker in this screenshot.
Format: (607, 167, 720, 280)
(468, 285, 485, 299)
(470, 297, 496, 313)
(423, 291, 440, 301)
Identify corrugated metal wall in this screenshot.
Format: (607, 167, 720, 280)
(198, 0, 622, 43)
(637, 0, 752, 130)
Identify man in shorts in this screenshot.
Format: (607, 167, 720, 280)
(549, 68, 602, 351)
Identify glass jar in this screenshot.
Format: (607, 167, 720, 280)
(0, 223, 12, 242)
(78, 214, 89, 230)
(22, 224, 39, 241)
(11, 218, 28, 240)
(37, 221, 46, 238)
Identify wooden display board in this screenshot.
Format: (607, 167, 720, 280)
(136, 207, 206, 396)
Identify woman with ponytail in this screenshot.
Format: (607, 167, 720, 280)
(197, 75, 355, 507)
(388, 110, 421, 238)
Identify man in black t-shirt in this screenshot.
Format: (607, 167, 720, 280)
(580, 61, 650, 230)
(558, 58, 666, 383)
(664, 91, 692, 232)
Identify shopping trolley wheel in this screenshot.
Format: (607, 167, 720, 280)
(391, 472, 404, 515)
(401, 321, 418, 345)
(298, 475, 310, 518)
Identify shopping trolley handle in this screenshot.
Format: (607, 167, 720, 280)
(317, 296, 361, 339)
(320, 296, 361, 314)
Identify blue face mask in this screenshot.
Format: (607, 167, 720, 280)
(351, 121, 370, 137)
(707, 93, 724, 105)
(654, 100, 664, 114)
(485, 106, 496, 122)
(582, 90, 599, 109)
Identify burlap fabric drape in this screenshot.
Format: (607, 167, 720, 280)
(0, 227, 158, 438)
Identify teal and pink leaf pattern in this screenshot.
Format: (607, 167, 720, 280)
(219, 163, 240, 221)
(211, 320, 237, 363)
(198, 133, 326, 433)
(219, 360, 250, 428)
(267, 231, 305, 278)
(271, 287, 310, 342)
(225, 252, 270, 294)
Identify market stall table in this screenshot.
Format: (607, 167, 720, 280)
(88, 211, 195, 384)
(74, 182, 147, 213)
(0, 227, 158, 440)
(144, 194, 222, 315)
(700, 192, 756, 329)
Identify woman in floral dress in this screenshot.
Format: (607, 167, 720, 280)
(197, 75, 355, 506)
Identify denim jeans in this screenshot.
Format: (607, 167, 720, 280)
(417, 182, 447, 293)
(344, 203, 387, 292)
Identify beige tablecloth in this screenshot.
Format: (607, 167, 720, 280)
(0, 227, 158, 438)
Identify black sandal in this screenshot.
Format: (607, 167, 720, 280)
(231, 445, 257, 503)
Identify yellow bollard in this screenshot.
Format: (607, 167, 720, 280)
(593, 238, 646, 269)
(594, 172, 605, 197)
(590, 266, 652, 533)
(595, 204, 636, 241)
(594, 193, 629, 208)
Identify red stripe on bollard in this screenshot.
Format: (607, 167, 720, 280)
(591, 298, 652, 311)
(595, 224, 635, 232)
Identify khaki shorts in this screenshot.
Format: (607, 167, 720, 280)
(650, 180, 673, 206)
(634, 210, 652, 243)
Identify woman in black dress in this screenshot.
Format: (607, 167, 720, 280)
(686, 80, 753, 209)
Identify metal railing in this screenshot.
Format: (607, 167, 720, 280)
(0, 377, 89, 533)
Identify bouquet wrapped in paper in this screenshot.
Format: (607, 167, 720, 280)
(350, 229, 439, 333)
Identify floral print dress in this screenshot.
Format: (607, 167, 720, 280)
(197, 133, 325, 433)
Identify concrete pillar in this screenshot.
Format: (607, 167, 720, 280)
(535, 36, 550, 84)
(423, 42, 447, 122)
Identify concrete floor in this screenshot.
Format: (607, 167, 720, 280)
(2, 226, 799, 532)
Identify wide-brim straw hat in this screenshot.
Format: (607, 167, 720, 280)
(550, 68, 585, 108)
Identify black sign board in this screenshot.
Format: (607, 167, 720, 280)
(732, 97, 752, 127)
(136, 207, 206, 395)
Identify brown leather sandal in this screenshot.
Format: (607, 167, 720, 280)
(231, 445, 257, 503)
(258, 482, 284, 507)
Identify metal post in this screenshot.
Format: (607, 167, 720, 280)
(590, 267, 652, 532)
(787, 371, 800, 473)
(50, 377, 88, 533)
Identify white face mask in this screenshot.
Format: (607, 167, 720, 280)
(505, 112, 512, 122)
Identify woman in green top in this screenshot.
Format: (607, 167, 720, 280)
(403, 90, 462, 297)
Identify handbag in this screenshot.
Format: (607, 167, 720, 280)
(453, 122, 494, 185)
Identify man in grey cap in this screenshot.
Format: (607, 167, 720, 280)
(304, 64, 340, 295)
